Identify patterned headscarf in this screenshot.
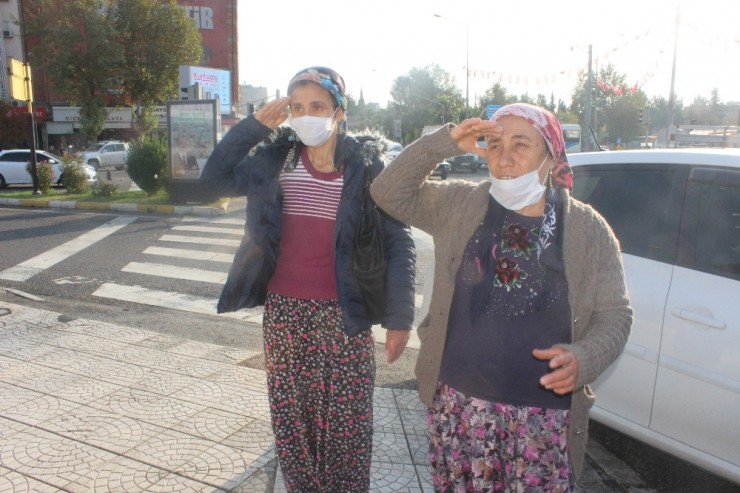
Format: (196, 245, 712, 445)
(288, 66, 347, 110)
(491, 103, 573, 189)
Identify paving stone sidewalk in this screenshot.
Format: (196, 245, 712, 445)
(0, 302, 431, 492)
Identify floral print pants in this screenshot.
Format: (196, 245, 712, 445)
(428, 382, 573, 493)
(263, 292, 376, 493)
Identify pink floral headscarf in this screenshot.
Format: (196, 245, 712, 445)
(491, 103, 573, 190)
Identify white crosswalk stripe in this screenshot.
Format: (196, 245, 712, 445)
(159, 234, 241, 247)
(143, 246, 234, 263)
(121, 261, 229, 283)
(0, 216, 138, 281)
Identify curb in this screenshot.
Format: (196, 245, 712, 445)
(0, 197, 240, 216)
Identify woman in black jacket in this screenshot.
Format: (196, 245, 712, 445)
(199, 66, 415, 492)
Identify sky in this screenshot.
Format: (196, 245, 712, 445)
(237, 0, 739, 109)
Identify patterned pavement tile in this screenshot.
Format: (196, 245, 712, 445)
(24, 346, 82, 370)
(72, 322, 153, 344)
(373, 430, 415, 464)
(89, 387, 206, 428)
(137, 333, 185, 351)
(370, 461, 425, 492)
(0, 383, 44, 413)
(228, 458, 277, 493)
(0, 466, 66, 493)
(406, 432, 431, 465)
(205, 364, 267, 391)
(126, 428, 222, 472)
(128, 367, 204, 396)
(0, 416, 32, 441)
(0, 428, 119, 492)
(111, 345, 198, 375)
(373, 395, 404, 433)
(0, 360, 49, 386)
(41, 408, 167, 455)
(181, 358, 234, 379)
(92, 456, 213, 492)
(51, 332, 130, 355)
(64, 354, 147, 385)
(0, 339, 57, 361)
(220, 417, 275, 456)
(175, 441, 273, 490)
(171, 407, 254, 443)
(3, 394, 82, 427)
(23, 371, 123, 407)
(172, 379, 271, 419)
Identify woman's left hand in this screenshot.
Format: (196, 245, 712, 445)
(532, 347, 580, 395)
(385, 329, 410, 364)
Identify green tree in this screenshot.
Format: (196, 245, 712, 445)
(23, 0, 123, 142)
(0, 102, 30, 147)
(388, 65, 463, 143)
(479, 82, 517, 114)
(110, 0, 202, 133)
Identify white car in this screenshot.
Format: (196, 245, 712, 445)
(0, 149, 97, 188)
(569, 148, 740, 483)
(386, 142, 404, 160)
(81, 141, 129, 171)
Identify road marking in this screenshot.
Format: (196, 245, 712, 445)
(0, 216, 137, 282)
(159, 234, 241, 247)
(92, 282, 262, 322)
(171, 225, 244, 236)
(143, 246, 234, 263)
(121, 261, 228, 284)
(181, 217, 244, 225)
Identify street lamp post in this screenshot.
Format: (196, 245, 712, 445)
(434, 14, 469, 119)
(571, 44, 593, 151)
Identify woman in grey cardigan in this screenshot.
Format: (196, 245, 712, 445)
(371, 103, 632, 492)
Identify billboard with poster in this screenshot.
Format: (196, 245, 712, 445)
(179, 65, 231, 115)
(167, 100, 220, 183)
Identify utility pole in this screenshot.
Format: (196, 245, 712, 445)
(668, 5, 680, 148)
(584, 44, 593, 152)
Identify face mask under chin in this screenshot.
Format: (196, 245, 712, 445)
(488, 155, 549, 211)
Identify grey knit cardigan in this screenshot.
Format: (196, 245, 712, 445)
(370, 125, 633, 479)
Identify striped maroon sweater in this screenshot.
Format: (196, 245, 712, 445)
(267, 149, 344, 300)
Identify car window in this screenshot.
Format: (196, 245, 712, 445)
(572, 164, 685, 263)
(0, 152, 29, 162)
(693, 175, 740, 281)
(85, 144, 104, 152)
(115, 144, 126, 152)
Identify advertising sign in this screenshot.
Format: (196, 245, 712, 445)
(167, 100, 219, 183)
(179, 65, 231, 115)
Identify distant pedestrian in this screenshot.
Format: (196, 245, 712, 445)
(199, 66, 416, 492)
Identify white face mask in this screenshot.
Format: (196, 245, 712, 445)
(488, 155, 549, 211)
(289, 109, 338, 147)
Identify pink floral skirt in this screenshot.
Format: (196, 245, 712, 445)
(263, 292, 376, 493)
(428, 382, 573, 492)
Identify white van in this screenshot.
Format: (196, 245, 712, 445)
(569, 148, 740, 483)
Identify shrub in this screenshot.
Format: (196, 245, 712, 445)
(92, 181, 118, 197)
(126, 135, 168, 196)
(61, 163, 89, 194)
(25, 160, 54, 193)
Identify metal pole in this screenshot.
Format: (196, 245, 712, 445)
(584, 44, 593, 152)
(668, 6, 679, 147)
(465, 23, 469, 119)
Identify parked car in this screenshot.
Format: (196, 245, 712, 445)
(81, 141, 129, 171)
(447, 152, 482, 173)
(386, 142, 404, 160)
(431, 161, 450, 180)
(0, 149, 96, 188)
(568, 148, 740, 483)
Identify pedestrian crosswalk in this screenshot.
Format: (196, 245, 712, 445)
(91, 216, 259, 321)
(2, 213, 426, 347)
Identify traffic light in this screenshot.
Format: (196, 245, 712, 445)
(639, 109, 644, 123)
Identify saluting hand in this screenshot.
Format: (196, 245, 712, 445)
(254, 96, 291, 130)
(450, 118, 503, 158)
(532, 347, 580, 395)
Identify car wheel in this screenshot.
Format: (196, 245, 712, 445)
(470, 165, 477, 174)
(440, 172, 447, 180)
(0, 174, 6, 189)
(57, 173, 65, 187)
(88, 159, 100, 171)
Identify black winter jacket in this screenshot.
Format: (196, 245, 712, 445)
(199, 115, 416, 336)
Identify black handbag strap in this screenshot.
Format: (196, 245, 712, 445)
(360, 164, 374, 213)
